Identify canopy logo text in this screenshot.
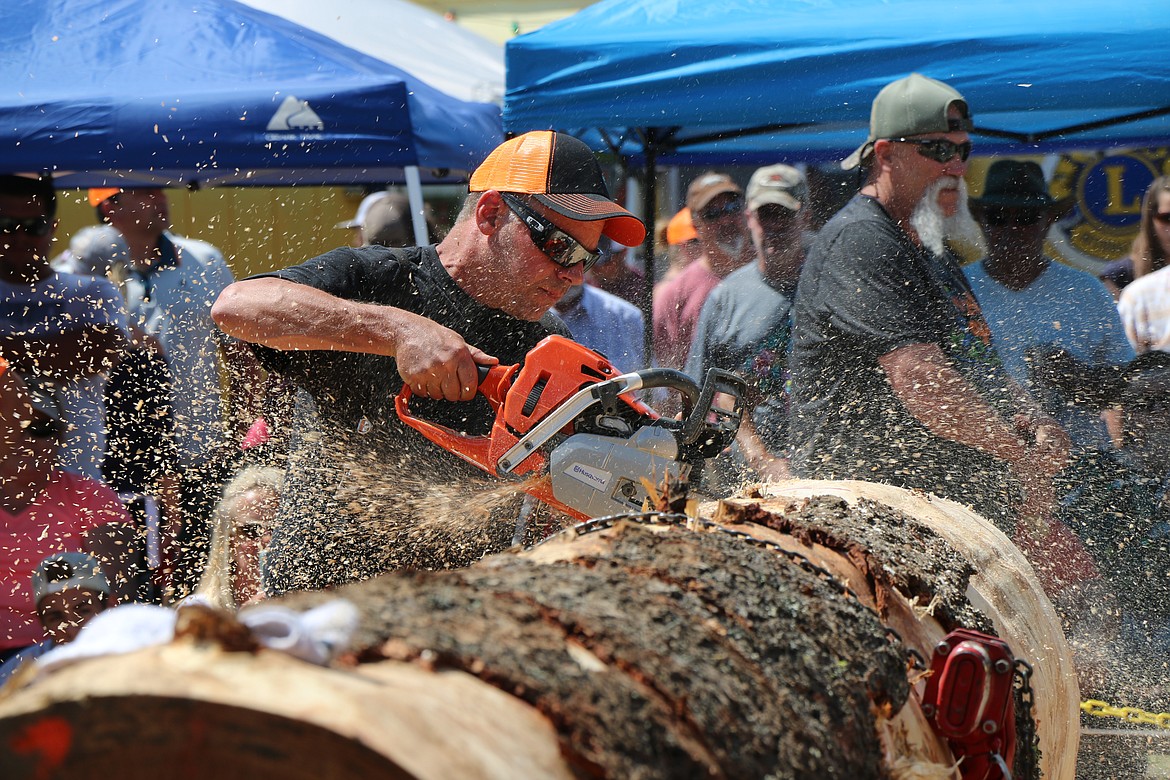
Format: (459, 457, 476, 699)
(264, 95, 325, 142)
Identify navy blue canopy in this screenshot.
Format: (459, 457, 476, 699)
(505, 0, 1170, 165)
(0, 0, 503, 187)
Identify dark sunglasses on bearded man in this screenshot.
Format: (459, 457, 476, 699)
(888, 137, 973, 164)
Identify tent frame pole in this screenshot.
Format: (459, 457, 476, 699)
(640, 131, 657, 367)
(404, 165, 429, 246)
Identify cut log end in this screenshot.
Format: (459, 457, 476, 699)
(3, 697, 417, 780)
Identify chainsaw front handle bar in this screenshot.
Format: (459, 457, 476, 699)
(497, 367, 744, 474)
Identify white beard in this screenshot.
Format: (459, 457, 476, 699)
(909, 178, 985, 258)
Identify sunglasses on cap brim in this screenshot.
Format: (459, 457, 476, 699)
(888, 137, 973, 164)
(0, 215, 52, 237)
(501, 193, 600, 272)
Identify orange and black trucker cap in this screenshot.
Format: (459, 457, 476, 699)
(469, 131, 646, 247)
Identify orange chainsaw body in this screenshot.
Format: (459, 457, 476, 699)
(395, 334, 656, 486)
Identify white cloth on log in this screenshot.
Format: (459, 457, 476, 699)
(33, 601, 359, 677)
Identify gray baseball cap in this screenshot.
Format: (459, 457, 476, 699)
(746, 164, 806, 212)
(31, 551, 109, 605)
(842, 73, 973, 170)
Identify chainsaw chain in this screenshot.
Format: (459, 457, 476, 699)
(1013, 659, 1040, 780)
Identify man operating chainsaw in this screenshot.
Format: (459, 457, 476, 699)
(212, 131, 646, 595)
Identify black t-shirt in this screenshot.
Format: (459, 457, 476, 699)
(789, 195, 1017, 521)
(248, 245, 567, 593)
(253, 244, 563, 440)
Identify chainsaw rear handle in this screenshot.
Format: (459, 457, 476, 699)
(394, 361, 522, 477)
(397, 362, 515, 412)
(396, 335, 637, 479)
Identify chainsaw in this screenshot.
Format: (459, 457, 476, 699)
(395, 335, 746, 521)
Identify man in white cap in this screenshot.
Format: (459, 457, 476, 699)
(0, 551, 111, 684)
(789, 74, 1070, 531)
(686, 164, 810, 481)
(336, 190, 390, 247)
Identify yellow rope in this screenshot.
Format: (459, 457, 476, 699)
(1081, 699, 1170, 729)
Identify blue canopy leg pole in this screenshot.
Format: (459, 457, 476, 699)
(641, 136, 656, 368)
(405, 165, 428, 246)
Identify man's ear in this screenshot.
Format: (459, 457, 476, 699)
(870, 139, 894, 170)
(473, 191, 508, 235)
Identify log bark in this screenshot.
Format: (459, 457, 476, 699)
(0, 480, 1075, 779)
(735, 479, 1079, 780)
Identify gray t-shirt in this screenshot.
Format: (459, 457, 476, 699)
(789, 195, 1018, 526)
(685, 262, 793, 455)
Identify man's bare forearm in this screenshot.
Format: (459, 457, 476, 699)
(211, 277, 409, 356)
(736, 418, 792, 480)
(879, 342, 1028, 464)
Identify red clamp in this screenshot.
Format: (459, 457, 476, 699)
(921, 628, 1018, 780)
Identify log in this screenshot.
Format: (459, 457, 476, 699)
(0, 480, 1075, 779)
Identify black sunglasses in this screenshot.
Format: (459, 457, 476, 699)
(235, 523, 267, 541)
(24, 414, 63, 440)
(697, 197, 745, 222)
(501, 193, 600, 272)
(0, 215, 52, 237)
(983, 206, 1045, 227)
(890, 137, 973, 164)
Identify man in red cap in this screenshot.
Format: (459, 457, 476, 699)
(213, 131, 646, 594)
(90, 185, 275, 598)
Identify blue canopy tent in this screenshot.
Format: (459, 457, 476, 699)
(505, 0, 1170, 343)
(0, 0, 503, 194)
(505, 0, 1170, 165)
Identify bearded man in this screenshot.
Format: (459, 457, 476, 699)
(788, 74, 1070, 530)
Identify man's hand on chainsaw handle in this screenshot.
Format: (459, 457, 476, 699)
(394, 312, 497, 402)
